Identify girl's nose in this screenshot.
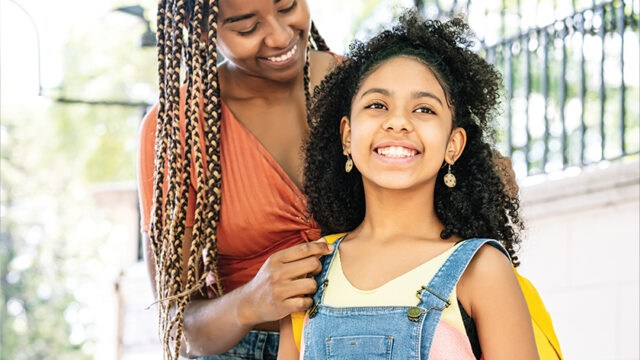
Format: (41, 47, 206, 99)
(264, 18, 294, 49)
(382, 111, 413, 133)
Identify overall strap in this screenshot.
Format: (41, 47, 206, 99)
(311, 234, 347, 306)
(416, 239, 510, 358)
(418, 238, 510, 306)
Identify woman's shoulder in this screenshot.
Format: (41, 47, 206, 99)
(309, 50, 343, 90)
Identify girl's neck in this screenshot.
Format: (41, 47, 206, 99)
(219, 61, 303, 102)
(353, 181, 445, 244)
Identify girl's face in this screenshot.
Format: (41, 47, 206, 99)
(341, 56, 466, 192)
(217, 0, 310, 82)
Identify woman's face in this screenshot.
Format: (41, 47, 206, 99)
(341, 56, 466, 192)
(217, 0, 310, 82)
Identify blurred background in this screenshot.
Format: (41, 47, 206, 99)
(0, 0, 638, 359)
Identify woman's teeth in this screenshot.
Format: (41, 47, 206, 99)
(267, 45, 297, 62)
(376, 146, 417, 158)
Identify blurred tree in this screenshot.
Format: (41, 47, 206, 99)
(0, 0, 156, 358)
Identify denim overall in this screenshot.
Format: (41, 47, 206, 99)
(197, 330, 279, 360)
(302, 237, 510, 360)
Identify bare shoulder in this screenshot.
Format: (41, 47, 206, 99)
(457, 243, 519, 316)
(309, 50, 339, 91)
(458, 244, 539, 359)
(466, 243, 513, 277)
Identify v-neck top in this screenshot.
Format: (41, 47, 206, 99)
(137, 86, 321, 294)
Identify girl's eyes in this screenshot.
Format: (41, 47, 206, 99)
(279, 0, 297, 13)
(365, 102, 387, 110)
(415, 106, 436, 115)
(364, 103, 436, 115)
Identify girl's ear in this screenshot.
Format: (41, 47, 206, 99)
(340, 116, 351, 155)
(445, 127, 467, 165)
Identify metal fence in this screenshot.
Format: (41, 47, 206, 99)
(417, 0, 639, 177)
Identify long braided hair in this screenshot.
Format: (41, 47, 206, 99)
(149, 0, 329, 357)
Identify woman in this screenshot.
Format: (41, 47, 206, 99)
(137, 0, 338, 358)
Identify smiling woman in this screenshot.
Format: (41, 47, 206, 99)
(137, 0, 340, 359)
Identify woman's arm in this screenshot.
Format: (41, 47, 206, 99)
(457, 245, 539, 360)
(143, 230, 331, 357)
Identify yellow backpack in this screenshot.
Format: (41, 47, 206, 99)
(291, 234, 563, 359)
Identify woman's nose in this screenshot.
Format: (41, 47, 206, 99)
(264, 18, 294, 49)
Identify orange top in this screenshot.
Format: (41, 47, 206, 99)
(137, 86, 321, 293)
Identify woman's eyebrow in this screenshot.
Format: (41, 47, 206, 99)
(222, 13, 256, 25)
(412, 91, 443, 106)
(222, 0, 282, 25)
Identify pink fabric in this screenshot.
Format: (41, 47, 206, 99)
(429, 321, 477, 360)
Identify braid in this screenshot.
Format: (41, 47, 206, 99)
(149, 0, 169, 348)
(303, 43, 313, 127)
(303, 21, 330, 127)
(149, 0, 213, 358)
(201, 0, 224, 297)
(149, 2, 330, 357)
(152, 0, 179, 354)
(163, 0, 189, 356)
(310, 21, 329, 51)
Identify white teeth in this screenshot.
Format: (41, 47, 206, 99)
(267, 45, 297, 62)
(376, 146, 417, 158)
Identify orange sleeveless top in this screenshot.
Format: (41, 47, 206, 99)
(137, 87, 321, 293)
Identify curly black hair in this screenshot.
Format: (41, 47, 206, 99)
(304, 11, 523, 264)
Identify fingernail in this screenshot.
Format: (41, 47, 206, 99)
(327, 244, 334, 252)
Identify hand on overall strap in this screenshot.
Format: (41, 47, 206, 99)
(237, 240, 334, 326)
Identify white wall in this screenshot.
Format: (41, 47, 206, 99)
(517, 159, 640, 360)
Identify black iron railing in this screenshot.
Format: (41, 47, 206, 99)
(417, 0, 639, 177)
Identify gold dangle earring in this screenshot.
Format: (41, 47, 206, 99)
(345, 154, 354, 173)
(444, 163, 456, 188)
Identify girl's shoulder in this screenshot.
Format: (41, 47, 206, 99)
(457, 243, 519, 317)
(464, 243, 514, 277)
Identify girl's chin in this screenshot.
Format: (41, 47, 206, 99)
(364, 177, 423, 191)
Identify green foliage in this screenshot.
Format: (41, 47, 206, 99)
(1, 100, 92, 359)
(1, 1, 157, 358)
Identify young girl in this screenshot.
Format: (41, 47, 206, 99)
(279, 13, 539, 359)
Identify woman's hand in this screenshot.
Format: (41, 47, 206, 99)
(236, 240, 334, 326)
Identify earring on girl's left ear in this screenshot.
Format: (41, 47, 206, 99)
(345, 154, 354, 173)
(444, 163, 456, 188)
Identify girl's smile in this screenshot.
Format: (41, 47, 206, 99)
(373, 142, 421, 164)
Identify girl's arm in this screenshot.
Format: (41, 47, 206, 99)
(458, 245, 539, 360)
(278, 315, 300, 359)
